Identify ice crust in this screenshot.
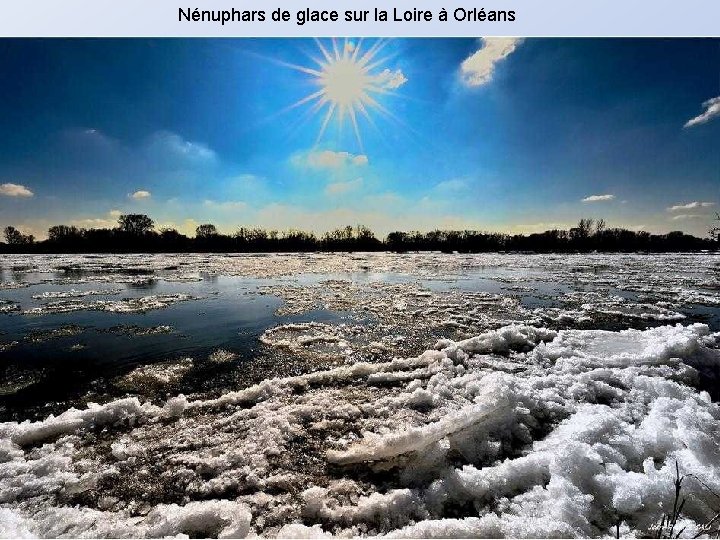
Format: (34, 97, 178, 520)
(0, 320, 718, 538)
(1, 252, 719, 537)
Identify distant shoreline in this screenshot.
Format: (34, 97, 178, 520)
(1, 249, 718, 255)
(2, 215, 718, 255)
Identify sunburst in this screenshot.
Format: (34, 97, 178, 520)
(282, 38, 405, 149)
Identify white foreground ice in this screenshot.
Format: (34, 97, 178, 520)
(0, 321, 718, 538)
(1, 252, 719, 537)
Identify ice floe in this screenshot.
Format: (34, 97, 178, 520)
(0, 322, 717, 537)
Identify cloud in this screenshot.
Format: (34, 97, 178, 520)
(375, 68, 408, 90)
(667, 201, 714, 211)
(581, 194, 615, 203)
(144, 131, 217, 163)
(297, 150, 369, 169)
(0, 183, 34, 197)
(434, 178, 468, 192)
(130, 190, 151, 200)
(67, 209, 128, 230)
(363, 192, 404, 207)
(70, 217, 118, 229)
(684, 96, 720, 128)
(460, 38, 523, 87)
(229, 174, 262, 185)
(203, 199, 248, 211)
(671, 214, 705, 221)
(325, 178, 363, 195)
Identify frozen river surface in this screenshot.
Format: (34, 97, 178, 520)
(0, 252, 719, 538)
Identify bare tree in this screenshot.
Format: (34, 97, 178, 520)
(710, 212, 720, 241)
(3, 226, 34, 245)
(117, 214, 155, 236)
(595, 218, 606, 235)
(48, 225, 83, 242)
(195, 224, 218, 238)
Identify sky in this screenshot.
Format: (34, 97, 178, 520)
(0, 38, 718, 239)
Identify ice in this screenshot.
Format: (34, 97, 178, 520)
(31, 288, 122, 300)
(1, 397, 160, 447)
(208, 349, 239, 363)
(327, 379, 517, 465)
(0, 300, 20, 314)
(23, 294, 194, 315)
(2, 321, 716, 537)
(0, 500, 251, 538)
(142, 500, 252, 538)
(0, 253, 719, 538)
(115, 358, 194, 391)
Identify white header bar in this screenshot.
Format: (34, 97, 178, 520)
(2, 0, 719, 37)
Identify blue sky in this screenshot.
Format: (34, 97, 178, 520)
(0, 38, 718, 238)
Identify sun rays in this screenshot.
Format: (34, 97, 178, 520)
(282, 38, 406, 149)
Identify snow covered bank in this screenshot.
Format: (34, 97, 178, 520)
(0, 322, 718, 537)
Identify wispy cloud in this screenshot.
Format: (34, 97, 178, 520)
(460, 38, 523, 87)
(375, 68, 408, 90)
(203, 199, 248, 211)
(325, 177, 364, 195)
(434, 178, 468, 192)
(667, 201, 714, 211)
(581, 194, 615, 203)
(684, 96, 720, 128)
(0, 183, 34, 197)
(671, 214, 705, 221)
(144, 131, 217, 163)
(130, 190, 151, 200)
(296, 150, 369, 169)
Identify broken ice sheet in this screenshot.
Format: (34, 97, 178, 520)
(0, 253, 718, 538)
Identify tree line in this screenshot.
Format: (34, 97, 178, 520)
(1, 214, 718, 254)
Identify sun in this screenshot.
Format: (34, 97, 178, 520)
(282, 39, 405, 148)
(320, 56, 370, 108)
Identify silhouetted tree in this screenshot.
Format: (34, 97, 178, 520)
(710, 213, 720, 242)
(48, 225, 83, 243)
(0, 214, 717, 254)
(4, 226, 22, 244)
(117, 214, 154, 236)
(4, 226, 34, 245)
(386, 231, 409, 252)
(195, 224, 218, 238)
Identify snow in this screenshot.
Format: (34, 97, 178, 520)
(0, 252, 719, 538)
(0, 321, 717, 537)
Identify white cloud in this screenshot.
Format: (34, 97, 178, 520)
(298, 150, 369, 169)
(460, 38, 523, 87)
(684, 96, 720, 128)
(130, 190, 151, 200)
(203, 199, 248, 211)
(375, 68, 408, 90)
(0, 183, 34, 197)
(67, 210, 128, 230)
(71, 217, 118, 229)
(671, 214, 705, 221)
(582, 194, 615, 203)
(325, 178, 364, 196)
(667, 201, 714, 211)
